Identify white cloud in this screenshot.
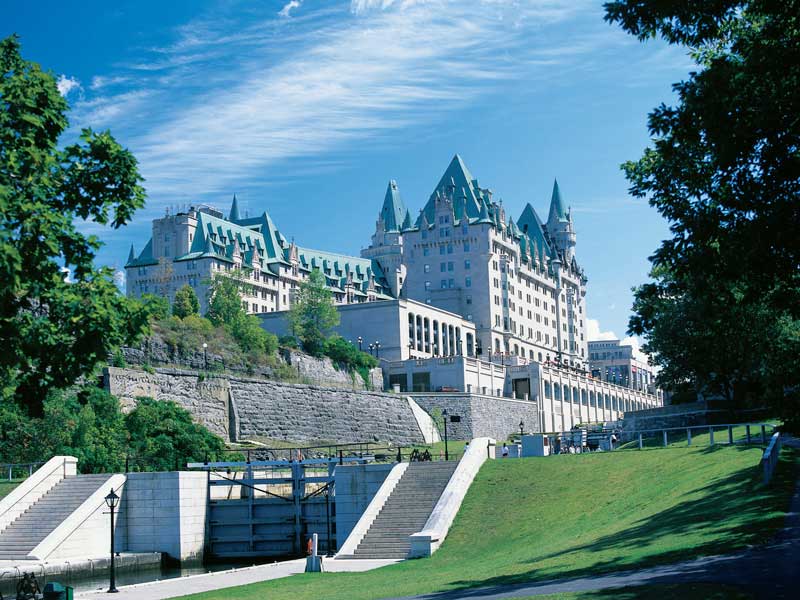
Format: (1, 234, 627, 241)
(586, 318, 617, 342)
(279, 1, 302, 18)
(56, 75, 81, 97)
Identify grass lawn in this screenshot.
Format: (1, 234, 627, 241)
(178, 443, 798, 600)
(0, 480, 21, 500)
(510, 582, 754, 599)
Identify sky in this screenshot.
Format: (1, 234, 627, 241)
(3, 0, 695, 350)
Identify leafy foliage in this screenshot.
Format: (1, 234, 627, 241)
(0, 36, 149, 416)
(288, 269, 340, 356)
(204, 272, 278, 358)
(173, 284, 200, 319)
(605, 1, 800, 422)
(0, 386, 230, 472)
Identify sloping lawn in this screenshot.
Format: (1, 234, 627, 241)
(0, 480, 20, 500)
(179, 444, 797, 600)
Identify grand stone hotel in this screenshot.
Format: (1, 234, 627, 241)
(126, 155, 662, 431)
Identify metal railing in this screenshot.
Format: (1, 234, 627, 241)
(761, 432, 782, 485)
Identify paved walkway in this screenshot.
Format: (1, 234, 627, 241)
(392, 437, 800, 600)
(75, 558, 398, 600)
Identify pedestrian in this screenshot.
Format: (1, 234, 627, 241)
(502, 443, 509, 458)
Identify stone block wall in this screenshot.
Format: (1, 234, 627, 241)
(104, 367, 231, 439)
(409, 394, 540, 442)
(620, 401, 770, 431)
(231, 379, 425, 445)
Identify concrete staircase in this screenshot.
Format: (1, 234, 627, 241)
(343, 462, 457, 559)
(0, 474, 112, 560)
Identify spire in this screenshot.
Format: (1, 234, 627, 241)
(127, 244, 135, 264)
(547, 179, 567, 224)
(229, 194, 241, 222)
(380, 180, 407, 232)
(419, 209, 430, 230)
(400, 209, 413, 232)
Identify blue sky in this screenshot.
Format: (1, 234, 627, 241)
(4, 0, 694, 346)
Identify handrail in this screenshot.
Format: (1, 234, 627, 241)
(1, 462, 45, 482)
(0, 457, 75, 521)
(761, 432, 782, 485)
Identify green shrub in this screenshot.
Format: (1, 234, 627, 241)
(111, 350, 127, 368)
(173, 284, 200, 319)
(279, 334, 299, 349)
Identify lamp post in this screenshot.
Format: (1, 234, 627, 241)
(374, 341, 381, 359)
(202, 342, 208, 371)
(408, 342, 414, 359)
(368, 343, 374, 356)
(104, 488, 120, 593)
(519, 420, 525, 438)
(442, 409, 449, 461)
(357, 336, 363, 352)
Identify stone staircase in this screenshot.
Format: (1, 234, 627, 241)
(0, 474, 112, 560)
(342, 461, 457, 559)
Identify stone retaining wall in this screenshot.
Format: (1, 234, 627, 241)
(621, 401, 770, 431)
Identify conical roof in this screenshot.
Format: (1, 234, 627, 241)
(380, 180, 407, 232)
(547, 179, 566, 224)
(229, 194, 241, 222)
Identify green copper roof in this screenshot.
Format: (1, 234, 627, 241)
(517, 203, 553, 258)
(380, 180, 407, 232)
(126, 239, 158, 267)
(229, 195, 241, 223)
(547, 179, 567, 223)
(127, 244, 135, 264)
(417, 154, 483, 226)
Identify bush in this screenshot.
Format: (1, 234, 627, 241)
(324, 335, 378, 371)
(141, 293, 170, 321)
(279, 334, 299, 349)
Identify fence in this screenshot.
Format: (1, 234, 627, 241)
(1, 462, 44, 482)
(761, 432, 782, 485)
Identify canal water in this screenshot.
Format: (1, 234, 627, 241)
(0, 557, 292, 597)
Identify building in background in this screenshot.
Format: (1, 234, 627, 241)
(588, 339, 657, 394)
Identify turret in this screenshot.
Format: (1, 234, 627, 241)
(228, 194, 240, 223)
(545, 179, 576, 262)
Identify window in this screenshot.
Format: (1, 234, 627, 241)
(465, 277, 472, 287)
(464, 259, 471, 270)
(448, 278, 455, 288)
(424, 281, 431, 289)
(440, 263, 446, 272)
(461, 223, 468, 234)
(447, 244, 453, 254)
(466, 295, 472, 304)
(448, 261, 454, 271)
(424, 264, 430, 273)
(464, 242, 470, 252)
(441, 280, 447, 289)
(423, 247, 430, 256)
(440, 246, 446, 255)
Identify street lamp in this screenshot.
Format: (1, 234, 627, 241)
(408, 342, 414, 358)
(357, 336, 363, 352)
(519, 420, 525, 438)
(202, 342, 208, 371)
(375, 341, 381, 359)
(104, 488, 120, 593)
(368, 343, 374, 356)
(442, 409, 449, 461)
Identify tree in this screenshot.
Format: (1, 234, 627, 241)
(0, 36, 150, 417)
(125, 396, 228, 471)
(605, 1, 800, 421)
(205, 271, 277, 356)
(173, 284, 200, 319)
(287, 269, 339, 356)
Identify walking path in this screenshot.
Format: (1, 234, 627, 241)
(75, 558, 398, 600)
(393, 436, 800, 600)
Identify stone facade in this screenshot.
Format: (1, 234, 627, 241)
(282, 349, 383, 391)
(409, 393, 540, 441)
